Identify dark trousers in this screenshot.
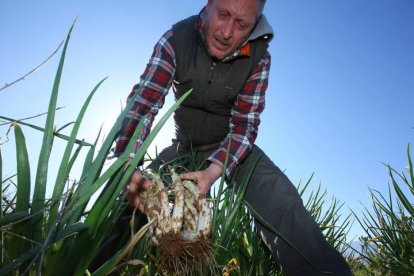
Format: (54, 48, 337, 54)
(155, 142, 352, 276)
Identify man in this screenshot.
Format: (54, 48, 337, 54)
(115, 0, 352, 275)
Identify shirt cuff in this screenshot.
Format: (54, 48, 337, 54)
(207, 149, 238, 180)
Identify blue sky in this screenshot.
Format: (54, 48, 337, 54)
(1, 1, 413, 240)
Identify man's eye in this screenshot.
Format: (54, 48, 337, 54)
(237, 21, 248, 29)
(218, 11, 228, 17)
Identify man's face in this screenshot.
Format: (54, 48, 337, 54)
(204, 0, 263, 60)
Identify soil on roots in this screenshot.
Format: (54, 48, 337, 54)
(184, 236, 211, 265)
(159, 232, 212, 274)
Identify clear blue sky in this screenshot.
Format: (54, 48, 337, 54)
(1, 1, 413, 240)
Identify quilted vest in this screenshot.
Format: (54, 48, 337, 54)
(171, 15, 269, 147)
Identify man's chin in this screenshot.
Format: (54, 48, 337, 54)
(209, 49, 230, 61)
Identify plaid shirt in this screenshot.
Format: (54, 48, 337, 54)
(115, 27, 271, 178)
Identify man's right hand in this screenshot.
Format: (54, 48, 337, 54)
(125, 170, 152, 213)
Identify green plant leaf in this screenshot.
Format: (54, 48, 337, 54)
(61, 86, 144, 226)
(0, 245, 40, 275)
(67, 143, 84, 178)
(13, 123, 31, 213)
(48, 77, 107, 229)
(80, 116, 146, 233)
(9, 123, 32, 261)
(0, 211, 29, 227)
(0, 222, 88, 275)
(70, 89, 193, 275)
(81, 127, 102, 179)
(91, 220, 152, 276)
(408, 144, 414, 190)
(0, 115, 93, 147)
(212, 131, 233, 235)
(298, 172, 314, 197)
(0, 146, 3, 219)
(389, 166, 414, 216)
(56, 121, 75, 133)
(31, 19, 77, 243)
(54, 222, 89, 241)
(65, 88, 193, 227)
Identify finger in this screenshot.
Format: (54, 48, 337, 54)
(180, 172, 199, 181)
(128, 181, 139, 194)
(129, 173, 149, 193)
(131, 171, 144, 184)
(198, 184, 209, 195)
(130, 193, 141, 209)
(140, 178, 152, 190)
(128, 173, 141, 194)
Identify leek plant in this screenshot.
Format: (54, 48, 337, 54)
(298, 175, 352, 256)
(353, 145, 414, 275)
(112, 152, 352, 275)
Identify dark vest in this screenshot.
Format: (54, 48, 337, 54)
(171, 15, 269, 147)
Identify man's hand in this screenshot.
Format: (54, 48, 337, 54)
(180, 163, 223, 195)
(125, 170, 152, 212)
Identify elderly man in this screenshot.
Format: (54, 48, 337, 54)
(115, 0, 352, 275)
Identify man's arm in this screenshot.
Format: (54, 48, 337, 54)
(207, 51, 271, 179)
(114, 30, 176, 157)
(115, 30, 176, 209)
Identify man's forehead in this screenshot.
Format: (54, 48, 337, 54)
(212, 0, 262, 21)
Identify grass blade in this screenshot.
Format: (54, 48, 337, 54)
(298, 172, 314, 197)
(81, 127, 102, 179)
(244, 200, 325, 273)
(0, 246, 40, 275)
(212, 131, 233, 235)
(0, 211, 29, 227)
(61, 115, 146, 273)
(91, 220, 152, 276)
(66, 88, 192, 226)
(13, 124, 31, 213)
(62, 87, 145, 226)
(70, 89, 192, 275)
(0, 222, 88, 275)
(9, 123, 32, 260)
(49, 77, 107, 228)
(0, 147, 3, 265)
(54, 222, 89, 241)
(0, 146, 3, 218)
(408, 144, 414, 190)
(67, 143, 84, 178)
(389, 166, 414, 216)
(31, 19, 77, 243)
(0, 115, 93, 147)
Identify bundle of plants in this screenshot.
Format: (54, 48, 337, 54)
(138, 169, 212, 274)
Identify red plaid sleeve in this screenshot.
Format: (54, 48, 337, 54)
(207, 51, 271, 178)
(114, 30, 175, 157)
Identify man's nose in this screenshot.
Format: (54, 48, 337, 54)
(221, 21, 234, 40)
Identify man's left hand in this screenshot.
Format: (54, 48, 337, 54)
(180, 163, 223, 195)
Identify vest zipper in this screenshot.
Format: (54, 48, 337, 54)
(208, 65, 215, 84)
